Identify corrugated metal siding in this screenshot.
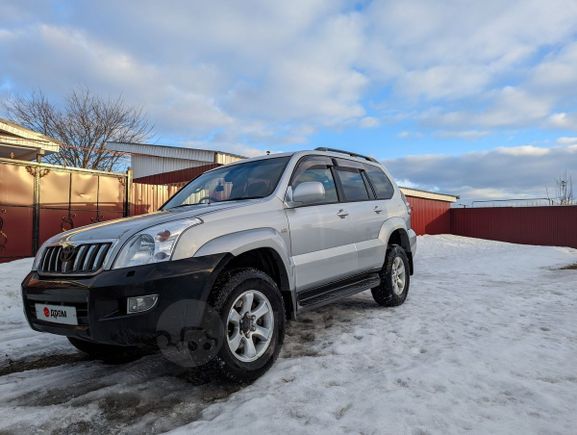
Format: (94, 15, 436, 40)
(108, 142, 216, 162)
(405, 196, 452, 235)
(215, 152, 243, 165)
(132, 155, 208, 178)
(451, 206, 577, 249)
(107, 142, 245, 164)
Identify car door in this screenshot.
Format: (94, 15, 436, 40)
(285, 156, 359, 291)
(332, 159, 384, 273)
(358, 162, 399, 271)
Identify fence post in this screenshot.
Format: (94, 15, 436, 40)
(124, 167, 133, 217)
(32, 166, 40, 254)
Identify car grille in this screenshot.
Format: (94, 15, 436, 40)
(40, 243, 112, 274)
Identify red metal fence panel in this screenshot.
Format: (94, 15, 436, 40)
(0, 159, 198, 262)
(405, 196, 451, 235)
(0, 161, 35, 261)
(130, 183, 181, 216)
(451, 206, 577, 249)
(0, 159, 128, 263)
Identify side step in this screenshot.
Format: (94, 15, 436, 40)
(297, 273, 381, 310)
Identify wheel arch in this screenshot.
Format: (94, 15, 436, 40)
(379, 220, 414, 275)
(194, 229, 297, 319)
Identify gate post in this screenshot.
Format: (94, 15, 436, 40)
(32, 167, 40, 254)
(124, 168, 133, 217)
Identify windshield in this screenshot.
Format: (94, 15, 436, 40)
(163, 156, 291, 209)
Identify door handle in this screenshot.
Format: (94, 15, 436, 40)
(373, 206, 383, 214)
(337, 209, 349, 218)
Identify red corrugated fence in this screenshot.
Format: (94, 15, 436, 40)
(451, 206, 577, 249)
(405, 196, 451, 235)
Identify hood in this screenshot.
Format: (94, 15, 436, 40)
(45, 200, 256, 245)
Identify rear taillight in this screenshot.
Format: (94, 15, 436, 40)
(400, 191, 411, 213)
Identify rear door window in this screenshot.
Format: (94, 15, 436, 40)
(335, 167, 370, 202)
(364, 165, 394, 200)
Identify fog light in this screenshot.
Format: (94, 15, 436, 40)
(127, 294, 158, 314)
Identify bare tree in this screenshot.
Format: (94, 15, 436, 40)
(555, 170, 574, 205)
(4, 88, 153, 171)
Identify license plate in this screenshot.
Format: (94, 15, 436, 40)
(35, 303, 78, 325)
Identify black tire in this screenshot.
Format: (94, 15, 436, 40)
(371, 244, 410, 307)
(67, 337, 142, 362)
(207, 267, 285, 383)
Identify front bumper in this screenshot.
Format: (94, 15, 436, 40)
(21, 254, 227, 347)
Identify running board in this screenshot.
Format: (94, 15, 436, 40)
(297, 273, 381, 310)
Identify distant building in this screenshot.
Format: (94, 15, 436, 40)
(106, 141, 244, 181)
(0, 118, 60, 161)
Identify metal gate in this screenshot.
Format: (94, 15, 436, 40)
(0, 159, 128, 263)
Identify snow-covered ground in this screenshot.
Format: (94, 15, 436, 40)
(1, 235, 576, 434)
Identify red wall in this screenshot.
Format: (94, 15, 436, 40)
(451, 206, 577, 249)
(405, 196, 452, 235)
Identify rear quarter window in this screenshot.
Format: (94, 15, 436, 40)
(364, 165, 395, 200)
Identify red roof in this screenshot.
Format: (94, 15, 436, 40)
(133, 163, 221, 185)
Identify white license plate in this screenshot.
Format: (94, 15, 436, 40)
(35, 303, 78, 325)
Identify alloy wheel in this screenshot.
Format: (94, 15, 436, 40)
(391, 256, 406, 296)
(226, 290, 274, 363)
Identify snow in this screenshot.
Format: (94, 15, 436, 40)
(1, 235, 577, 434)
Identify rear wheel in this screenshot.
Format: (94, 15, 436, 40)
(371, 244, 410, 307)
(67, 337, 142, 362)
(208, 268, 285, 383)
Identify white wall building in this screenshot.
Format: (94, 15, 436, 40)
(106, 142, 244, 179)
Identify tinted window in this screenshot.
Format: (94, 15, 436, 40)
(291, 160, 338, 204)
(336, 168, 370, 202)
(163, 157, 290, 208)
(365, 165, 394, 200)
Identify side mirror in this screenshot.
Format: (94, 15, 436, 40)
(289, 181, 325, 206)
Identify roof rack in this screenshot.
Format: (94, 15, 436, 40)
(314, 147, 379, 163)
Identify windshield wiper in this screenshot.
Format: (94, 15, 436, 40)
(168, 203, 204, 209)
(217, 196, 264, 203)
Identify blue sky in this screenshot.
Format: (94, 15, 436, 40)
(2, 0, 577, 200)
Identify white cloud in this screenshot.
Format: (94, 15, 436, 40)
(385, 144, 577, 200)
(495, 145, 550, 156)
(557, 136, 577, 145)
(359, 116, 380, 128)
(548, 112, 577, 130)
(1, 1, 368, 145)
(436, 130, 490, 139)
(398, 131, 423, 139)
(3, 0, 577, 147)
(396, 65, 491, 100)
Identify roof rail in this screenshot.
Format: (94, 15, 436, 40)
(314, 147, 379, 163)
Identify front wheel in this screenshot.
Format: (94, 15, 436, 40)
(208, 268, 285, 383)
(371, 244, 410, 307)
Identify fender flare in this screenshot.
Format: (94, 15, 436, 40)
(378, 218, 414, 273)
(193, 227, 295, 291)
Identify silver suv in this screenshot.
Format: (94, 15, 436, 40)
(22, 148, 416, 381)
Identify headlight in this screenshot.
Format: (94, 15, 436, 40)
(32, 247, 45, 271)
(113, 218, 202, 269)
